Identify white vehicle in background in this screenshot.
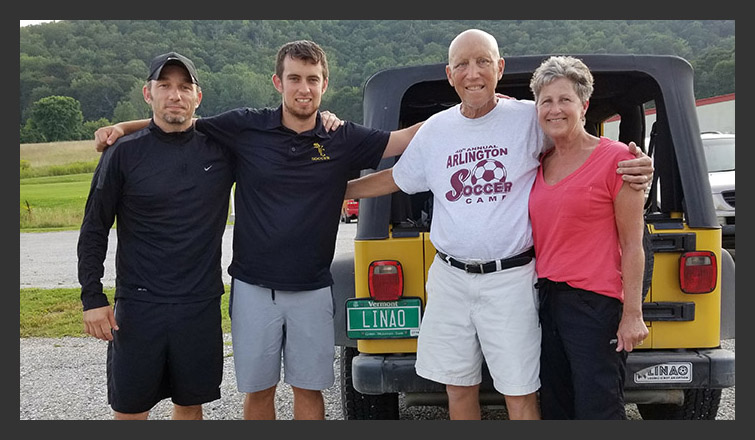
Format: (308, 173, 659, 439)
(645, 131, 735, 251)
(701, 132, 735, 250)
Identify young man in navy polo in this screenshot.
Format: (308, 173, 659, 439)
(196, 41, 421, 420)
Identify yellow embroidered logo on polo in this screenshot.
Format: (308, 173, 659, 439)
(311, 142, 331, 161)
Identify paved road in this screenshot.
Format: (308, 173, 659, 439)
(19, 224, 734, 420)
(21, 225, 236, 289)
(19, 223, 359, 289)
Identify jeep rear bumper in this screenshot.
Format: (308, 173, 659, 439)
(351, 348, 734, 404)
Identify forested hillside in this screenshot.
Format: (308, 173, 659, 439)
(20, 20, 735, 136)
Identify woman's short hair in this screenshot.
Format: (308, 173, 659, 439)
(530, 55, 594, 103)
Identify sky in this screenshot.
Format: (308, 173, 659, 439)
(19, 20, 56, 27)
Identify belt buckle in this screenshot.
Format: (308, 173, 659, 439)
(465, 262, 481, 274)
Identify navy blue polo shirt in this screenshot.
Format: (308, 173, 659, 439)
(78, 121, 234, 310)
(196, 106, 389, 291)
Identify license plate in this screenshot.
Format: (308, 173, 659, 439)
(346, 297, 422, 339)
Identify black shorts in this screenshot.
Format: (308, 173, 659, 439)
(106, 297, 223, 414)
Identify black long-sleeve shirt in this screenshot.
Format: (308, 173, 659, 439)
(77, 121, 234, 310)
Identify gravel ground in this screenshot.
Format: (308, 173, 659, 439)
(17, 335, 735, 420)
(19, 225, 735, 420)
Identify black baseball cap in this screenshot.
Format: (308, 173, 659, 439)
(147, 51, 199, 85)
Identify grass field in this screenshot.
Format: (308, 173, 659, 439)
(20, 141, 100, 231)
(20, 140, 100, 167)
(20, 287, 232, 338)
(20, 174, 92, 230)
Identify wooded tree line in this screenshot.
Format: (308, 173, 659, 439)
(20, 20, 735, 143)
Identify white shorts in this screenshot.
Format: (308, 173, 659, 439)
(229, 279, 335, 393)
(415, 255, 541, 396)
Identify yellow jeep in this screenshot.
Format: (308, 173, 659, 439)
(331, 54, 735, 420)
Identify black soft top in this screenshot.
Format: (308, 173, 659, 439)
(356, 54, 716, 240)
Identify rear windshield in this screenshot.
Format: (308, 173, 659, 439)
(702, 137, 736, 173)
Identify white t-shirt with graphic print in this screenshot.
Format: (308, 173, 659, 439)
(393, 98, 548, 262)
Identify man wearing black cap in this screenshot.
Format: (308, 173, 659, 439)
(78, 52, 234, 420)
(148, 51, 201, 87)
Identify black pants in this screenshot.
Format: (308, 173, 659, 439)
(537, 278, 627, 420)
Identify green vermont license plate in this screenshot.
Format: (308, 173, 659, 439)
(346, 297, 422, 339)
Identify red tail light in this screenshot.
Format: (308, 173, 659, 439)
(368, 260, 403, 301)
(679, 251, 717, 293)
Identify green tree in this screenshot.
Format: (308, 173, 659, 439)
(323, 86, 363, 123)
(19, 120, 45, 143)
(69, 72, 137, 121)
(28, 96, 84, 142)
(692, 45, 735, 99)
(119, 83, 152, 121)
(112, 101, 144, 124)
(198, 64, 278, 116)
(20, 54, 75, 119)
(18, 19, 736, 126)
(81, 117, 112, 140)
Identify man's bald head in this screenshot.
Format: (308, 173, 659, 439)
(448, 29, 500, 63)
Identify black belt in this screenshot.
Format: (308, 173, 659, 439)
(436, 248, 535, 274)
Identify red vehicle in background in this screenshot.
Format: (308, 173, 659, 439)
(341, 199, 359, 223)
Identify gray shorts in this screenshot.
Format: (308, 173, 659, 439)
(229, 279, 335, 393)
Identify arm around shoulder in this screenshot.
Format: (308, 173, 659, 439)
(345, 169, 400, 200)
(94, 119, 151, 152)
(617, 141, 654, 191)
(382, 121, 424, 158)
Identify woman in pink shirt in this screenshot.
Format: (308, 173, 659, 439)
(528, 56, 649, 419)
